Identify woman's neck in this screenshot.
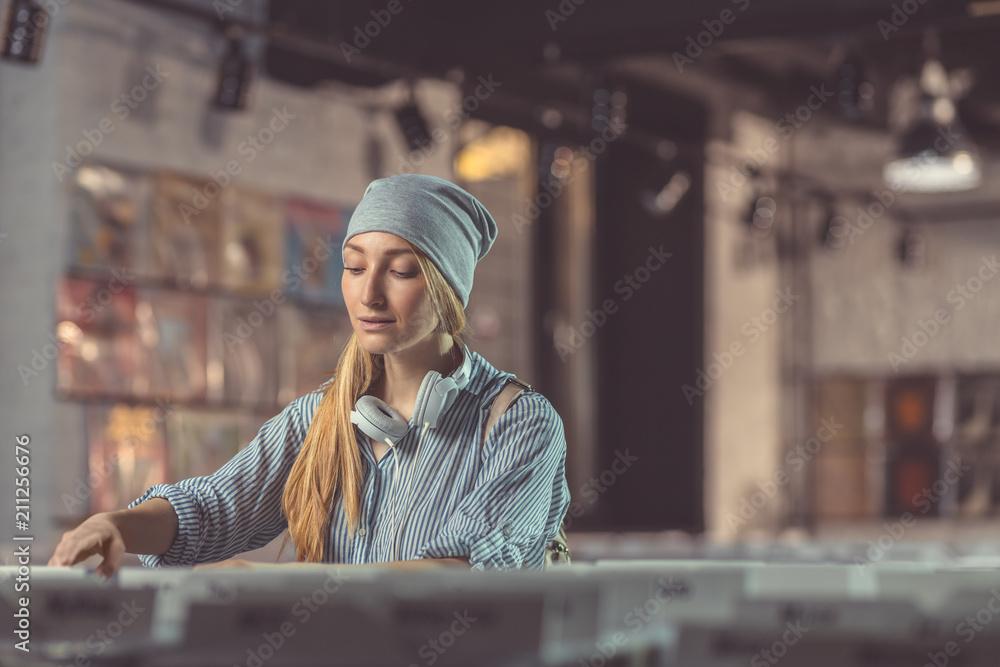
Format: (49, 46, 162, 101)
(375, 334, 461, 419)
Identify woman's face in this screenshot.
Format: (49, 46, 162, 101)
(342, 231, 439, 355)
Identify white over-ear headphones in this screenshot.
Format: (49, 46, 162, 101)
(349, 350, 472, 446)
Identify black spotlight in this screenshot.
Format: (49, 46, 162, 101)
(2, 0, 48, 64)
(836, 54, 875, 122)
(897, 227, 926, 271)
(395, 101, 432, 153)
(213, 25, 253, 110)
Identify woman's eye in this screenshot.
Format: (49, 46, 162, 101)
(344, 268, 363, 275)
(393, 271, 417, 278)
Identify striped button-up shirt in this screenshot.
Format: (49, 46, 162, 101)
(128, 348, 570, 570)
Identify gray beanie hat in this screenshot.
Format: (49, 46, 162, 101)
(342, 174, 498, 307)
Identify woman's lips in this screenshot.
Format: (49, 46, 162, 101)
(359, 318, 394, 331)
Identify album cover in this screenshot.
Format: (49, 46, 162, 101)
(812, 450, 870, 519)
(136, 287, 208, 402)
(165, 409, 242, 482)
(220, 186, 285, 295)
(150, 171, 222, 289)
(812, 378, 867, 443)
(277, 304, 353, 402)
(208, 297, 279, 409)
(55, 276, 143, 399)
(85, 403, 169, 514)
(67, 163, 152, 277)
(284, 197, 349, 306)
(885, 376, 938, 440)
(953, 374, 1000, 517)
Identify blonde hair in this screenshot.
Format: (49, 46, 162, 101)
(279, 240, 469, 562)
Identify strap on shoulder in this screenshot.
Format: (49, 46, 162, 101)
(480, 377, 532, 453)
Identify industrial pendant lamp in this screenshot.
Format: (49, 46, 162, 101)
(883, 40, 981, 194)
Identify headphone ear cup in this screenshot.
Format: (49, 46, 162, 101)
(411, 371, 442, 427)
(352, 395, 409, 444)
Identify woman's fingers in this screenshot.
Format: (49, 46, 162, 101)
(47, 532, 97, 566)
(47, 515, 124, 577)
(95, 536, 125, 579)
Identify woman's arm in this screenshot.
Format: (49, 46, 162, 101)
(111, 498, 179, 556)
(48, 498, 179, 576)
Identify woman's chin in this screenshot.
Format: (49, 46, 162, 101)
(354, 333, 397, 356)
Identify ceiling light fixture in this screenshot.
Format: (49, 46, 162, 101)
(883, 35, 981, 194)
(1, 0, 48, 64)
(213, 25, 254, 110)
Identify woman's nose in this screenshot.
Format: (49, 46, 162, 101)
(361, 273, 384, 306)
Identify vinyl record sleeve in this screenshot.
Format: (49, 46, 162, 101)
(135, 287, 208, 402)
(55, 276, 144, 399)
(220, 186, 284, 295)
(150, 171, 222, 289)
(284, 197, 349, 306)
(277, 304, 352, 403)
(85, 402, 169, 514)
(208, 296, 279, 409)
(67, 163, 152, 278)
(165, 408, 241, 482)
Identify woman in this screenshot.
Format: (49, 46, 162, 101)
(49, 174, 570, 576)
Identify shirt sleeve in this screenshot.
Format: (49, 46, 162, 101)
(126, 396, 314, 567)
(417, 391, 570, 571)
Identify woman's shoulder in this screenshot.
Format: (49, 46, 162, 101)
(271, 385, 328, 431)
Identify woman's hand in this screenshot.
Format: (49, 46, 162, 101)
(47, 512, 126, 579)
